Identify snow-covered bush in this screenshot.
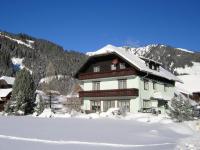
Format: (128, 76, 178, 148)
(38, 108, 54, 118)
(100, 108, 126, 118)
(168, 95, 194, 122)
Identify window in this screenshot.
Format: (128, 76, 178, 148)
(103, 100, 115, 112)
(143, 100, 151, 108)
(144, 80, 149, 90)
(93, 66, 100, 72)
(118, 100, 130, 112)
(118, 79, 127, 89)
(119, 63, 126, 69)
(92, 81, 100, 90)
(152, 65, 155, 70)
(111, 64, 117, 70)
(91, 101, 101, 112)
(164, 84, 167, 92)
(153, 81, 157, 90)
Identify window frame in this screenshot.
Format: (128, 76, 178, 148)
(153, 81, 157, 90)
(92, 81, 100, 90)
(119, 63, 126, 69)
(91, 100, 101, 112)
(164, 84, 168, 92)
(93, 66, 100, 72)
(117, 100, 130, 112)
(118, 79, 127, 89)
(111, 64, 117, 71)
(103, 100, 115, 112)
(143, 99, 152, 108)
(144, 79, 149, 90)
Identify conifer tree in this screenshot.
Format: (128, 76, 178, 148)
(5, 69, 36, 115)
(169, 95, 193, 122)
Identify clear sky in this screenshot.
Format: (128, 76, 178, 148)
(0, 0, 200, 52)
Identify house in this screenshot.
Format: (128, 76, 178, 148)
(75, 45, 181, 114)
(0, 76, 15, 111)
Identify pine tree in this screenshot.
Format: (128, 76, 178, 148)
(169, 95, 194, 122)
(5, 69, 36, 115)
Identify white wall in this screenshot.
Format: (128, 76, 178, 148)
(83, 76, 139, 91)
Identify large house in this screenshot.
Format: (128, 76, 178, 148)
(75, 45, 181, 114)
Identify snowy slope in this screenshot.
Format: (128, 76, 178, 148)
(0, 32, 34, 49)
(176, 48, 194, 53)
(11, 57, 32, 74)
(87, 44, 194, 56)
(174, 62, 200, 75)
(176, 75, 200, 94)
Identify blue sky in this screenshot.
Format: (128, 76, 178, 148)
(0, 0, 200, 52)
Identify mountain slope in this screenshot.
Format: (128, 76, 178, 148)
(0, 31, 88, 94)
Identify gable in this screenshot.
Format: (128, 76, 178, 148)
(74, 53, 139, 79)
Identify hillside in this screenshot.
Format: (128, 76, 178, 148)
(0, 31, 88, 94)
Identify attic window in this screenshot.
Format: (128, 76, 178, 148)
(93, 66, 100, 72)
(119, 63, 126, 69)
(111, 64, 117, 70)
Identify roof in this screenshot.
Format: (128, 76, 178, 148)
(82, 45, 181, 82)
(0, 76, 15, 85)
(0, 88, 12, 98)
(176, 75, 200, 94)
(139, 56, 162, 65)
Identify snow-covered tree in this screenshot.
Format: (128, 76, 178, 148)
(34, 95, 45, 115)
(5, 69, 36, 115)
(169, 95, 194, 122)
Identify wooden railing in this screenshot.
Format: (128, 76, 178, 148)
(79, 88, 139, 97)
(78, 68, 136, 80)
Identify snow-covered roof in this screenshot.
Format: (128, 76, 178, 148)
(151, 92, 171, 101)
(0, 76, 15, 85)
(0, 88, 12, 98)
(87, 45, 181, 82)
(176, 75, 200, 94)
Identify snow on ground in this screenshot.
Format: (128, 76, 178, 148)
(0, 115, 198, 150)
(11, 57, 32, 74)
(0, 110, 200, 150)
(174, 62, 200, 75)
(0, 33, 34, 49)
(176, 75, 200, 94)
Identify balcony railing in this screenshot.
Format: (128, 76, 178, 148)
(78, 68, 136, 80)
(79, 88, 139, 97)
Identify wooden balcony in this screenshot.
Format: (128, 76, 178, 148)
(79, 88, 139, 98)
(78, 68, 136, 80)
